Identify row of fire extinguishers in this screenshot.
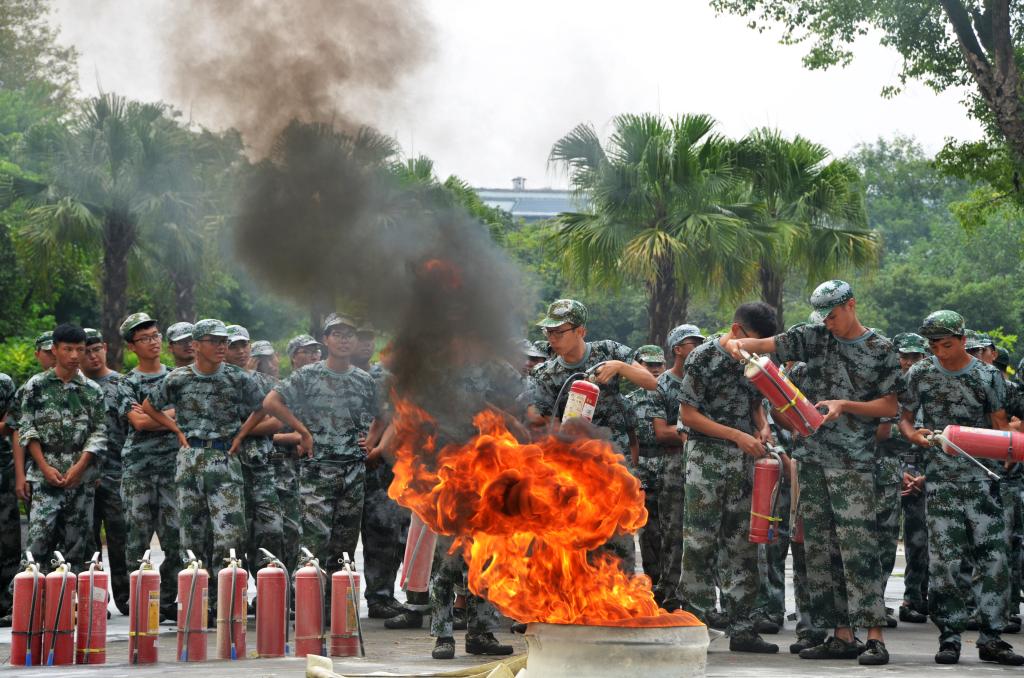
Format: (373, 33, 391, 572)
(10, 546, 365, 666)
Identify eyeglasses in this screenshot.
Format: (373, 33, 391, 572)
(543, 325, 578, 338)
(295, 347, 321, 356)
(326, 329, 356, 340)
(198, 337, 228, 345)
(84, 345, 105, 356)
(131, 332, 162, 345)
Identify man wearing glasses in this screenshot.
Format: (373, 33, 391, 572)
(166, 322, 196, 367)
(287, 334, 323, 370)
(118, 312, 183, 621)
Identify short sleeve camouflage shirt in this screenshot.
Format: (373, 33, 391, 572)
(92, 372, 133, 471)
(680, 339, 762, 440)
(656, 370, 685, 429)
(0, 374, 15, 461)
(149, 363, 263, 441)
(627, 388, 659, 453)
(120, 366, 179, 474)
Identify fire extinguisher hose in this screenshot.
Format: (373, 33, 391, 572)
(25, 552, 39, 666)
(83, 552, 99, 665)
(228, 554, 238, 661)
(342, 552, 365, 657)
(930, 433, 1001, 481)
(258, 548, 291, 656)
(180, 550, 200, 662)
(47, 552, 69, 666)
(132, 549, 151, 665)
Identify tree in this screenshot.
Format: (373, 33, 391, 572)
(0, 0, 78, 108)
(735, 128, 878, 328)
(548, 113, 760, 346)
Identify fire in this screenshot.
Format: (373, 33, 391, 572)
(388, 399, 701, 627)
(418, 258, 462, 290)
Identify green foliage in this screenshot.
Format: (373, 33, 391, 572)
(0, 338, 40, 385)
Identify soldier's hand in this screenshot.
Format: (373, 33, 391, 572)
(724, 339, 745, 361)
(357, 436, 368, 452)
(63, 463, 85, 489)
(41, 464, 64, 487)
(909, 428, 934, 449)
(176, 432, 190, 449)
(365, 447, 382, 470)
(734, 431, 766, 458)
(298, 431, 314, 458)
(816, 400, 846, 423)
(592, 361, 621, 384)
(228, 435, 243, 456)
(15, 476, 30, 500)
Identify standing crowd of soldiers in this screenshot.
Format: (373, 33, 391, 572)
(3, 278, 1024, 667)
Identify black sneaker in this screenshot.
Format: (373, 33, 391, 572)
(978, 639, 1024, 665)
(432, 636, 455, 660)
(465, 632, 514, 656)
(706, 610, 728, 629)
(1005, 618, 1022, 634)
(729, 632, 779, 653)
(453, 607, 467, 631)
(885, 613, 898, 628)
(898, 606, 927, 623)
(384, 610, 423, 629)
(799, 635, 863, 660)
(858, 639, 889, 665)
(789, 636, 825, 654)
(368, 601, 402, 619)
(754, 617, 781, 634)
(934, 642, 960, 664)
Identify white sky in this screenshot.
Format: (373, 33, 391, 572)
(50, 0, 981, 189)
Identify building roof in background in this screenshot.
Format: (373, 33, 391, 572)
(475, 177, 588, 222)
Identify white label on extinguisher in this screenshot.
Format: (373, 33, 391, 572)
(563, 392, 595, 422)
(93, 586, 107, 603)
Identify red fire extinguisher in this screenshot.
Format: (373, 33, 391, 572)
(742, 352, 823, 436)
(11, 551, 44, 666)
(937, 425, 1024, 463)
(43, 551, 76, 666)
(562, 378, 600, 423)
(177, 549, 208, 662)
(331, 552, 364, 657)
(749, 450, 784, 544)
(217, 548, 247, 661)
(76, 552, 107, 665)
(128, 549, 161, 664)
(401, 513, 437, 594)
(256, 548, 289, 658)
(294, 547, 327, 658)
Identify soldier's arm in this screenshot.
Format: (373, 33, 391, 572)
(898, 407, 931, 447)
(261, 390, 313, 456)
(991, 408, 1010, 432)
(141, 398, 188, 448)
(249, 415, 283, 436)
(593, 361, 657, 390)
(127, 405, 171, 431)
(724, 336, 778, 361)
(12, 431, 29, 499)
(681, 403, 766, 458)
(652, 417, 683, 445)
(818, 393, 898, 423)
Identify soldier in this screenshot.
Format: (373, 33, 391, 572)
(9, 332, 55, 518)
(19, 324, 106, 567)
(141, 319, 263, 601)
(523, 340, 548, 374)
(33, 331, 55, 370)
(118, 312, 183, 620)
(726, 280, 900, 665)
(0, 371, 18, 625)
(166, 322, 196, 368)
(900, 310, 1023, 665)
(996, 345, 1024, 632)
(353, 325, 376, 372)
(81, 328, 132, 613)
(966, 331, 997, 365)
(677, 302, 779, 653)
(286, 334, 322, 371)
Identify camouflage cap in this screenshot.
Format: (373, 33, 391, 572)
(892, 332, 928, 355)
(667, 324, 705, 348)
(536, 299, 587, 328)
(322, 313, 357, 335)
(918, 310, 965, 340)
(225, 324, 250, 344)
(968, 331, 995, 350)
(809, 280, 854, 323)
(523, 339, 548, 359)
(83, 328, 103, 345)
(166, 322, 195, 343)
(532, 340, 551, 358)
(286, 334, 321, 358)
(994, 346, 1010, 371)
(355, 323, 376, 336)
(192, 318, 229, 340)
(250, 340, 275, 357)
(119, 312, 156, 340)
(636, 344, 666, 364)
(34, 331, 53, 351)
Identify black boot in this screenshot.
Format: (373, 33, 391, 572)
(978, 639, 1024, 665)
(465, 632, 514, 656)
(898, 605, 927, 623)
(934, 641, 960, 664)
(729, 632, 779, 653)
(384, 609, 423, 629)
(858, 639, 889, 665)
(432, 636, 455, 660)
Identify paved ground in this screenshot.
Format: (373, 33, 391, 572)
(2, 537, 1023, 676)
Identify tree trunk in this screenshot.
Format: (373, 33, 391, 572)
(102, 212, 135, 370)
(759, 260, 785, 331)
(646, 257, 689, 347)
(173, 274, 197, 322)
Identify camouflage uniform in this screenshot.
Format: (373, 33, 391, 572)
(1002, 379, 1024, 620)
(119, 366, 183, 615)
(273, 361, 379, 569)
(429, 535, 501, 638)
(19, 369, 107, 568)
(889, 415, 930, 614)
(269, 435, 301, 572)
(900, 354, 1009, 647)
(675, 339, 764, 635)
(0, 374, 20, 616)
(654, 368, 689, 603)
(874, 424, 903, 589)
(774, 321, 900, 630)
(241, 369, 283, 567)
(626, 387, 666, 587)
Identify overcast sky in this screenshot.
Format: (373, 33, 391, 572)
(50, 0, 981, 190)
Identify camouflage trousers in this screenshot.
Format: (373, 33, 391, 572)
(123, 463, 182, 614)
(757, 464, 790, 624)
(799, 462, 886, 629)
(270, 452, 301, 571)
(27, 480, 95, 569)
(429, 535, 500, 638)
(360, 465, 408, 605)
(927, 480, 1008, 646)
(176, 447, 247, 582)
(677, 438, 758, 635)
(299, 459, 364, 570)
(1000, 478, 1022, 618)
(654, 450, 687, 602)
(875, 456, 902, 585)
(240, 443, 283, 569)
(635, 455, 667, 587)
(0, 465, 21, 616)
(93, 473, 130, 610)
(901, 487, 929, 613)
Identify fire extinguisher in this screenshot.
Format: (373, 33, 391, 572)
(256, 548, 289, 658)
(217, 548, 247, 661)
(749, 449, 785, 544)
(76, 552, 107, 665)
(331, 552, 364, 657)
(401, 513, 437, 594)
(11, 551, 44, 666)
(43, 551, 76, 666)
(128, 549, 161, 664)
(561, 371, 601, 423)
(741, 351, 823, 436)
(177, 549, 208, 662)
(935, 425, 1024, 464)
(294, 547, 327, 658)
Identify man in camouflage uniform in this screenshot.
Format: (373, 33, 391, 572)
(727, 281, 899, 665)
(119, 312, 183, 620)
(996, 345, 1024, 631)
(899, 310, 1023, 665)
(226, 325, 283, 568)
(142, 319, 263, 603)
(9, 331, 55, 522)
(677, 302, 779, 653)
(20, 324, 107, 568)
(33, 331, 56, 371)
(0, 371, 19, 623)
(81, 328, 132, 612)
(654, 323, 704, 607)
(966, 330, 997, 365)
(166, 322, 195, 368)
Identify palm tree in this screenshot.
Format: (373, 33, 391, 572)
(548, 113, 762, 345)
(735, 129, 878, 329)
(0, 93, 200, 367)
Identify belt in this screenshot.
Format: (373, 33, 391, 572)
(186, 437, 230, 451)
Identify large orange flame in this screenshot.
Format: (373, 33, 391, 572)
(388, 399, 701, 627)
